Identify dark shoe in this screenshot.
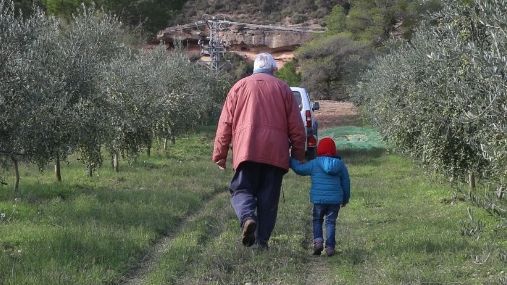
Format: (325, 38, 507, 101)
(325, 247, 335, 257)
(313, 240, 323, 255)
(242, 219, 256, 247)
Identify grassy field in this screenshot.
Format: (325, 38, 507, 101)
(0, 126, 505, 284)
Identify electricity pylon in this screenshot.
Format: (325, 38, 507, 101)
(199, 15, 229, 71)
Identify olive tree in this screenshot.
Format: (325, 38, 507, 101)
(354, 0, 506, 196)
(59, 5, 128, 176)
(1, 1, 129, 191)
(149, 46, 226, 149)
(101, 45, 229, 169)
(100, 50, 158, 171)
(0, 1, 61, 192)
(1, 0, 230, 188)
(0, 0, 25, 190)
(14, 9, 70, 182)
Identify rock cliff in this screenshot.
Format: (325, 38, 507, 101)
(156, 20, 322, 52)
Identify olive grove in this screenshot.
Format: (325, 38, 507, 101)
(354, 0, 506, 205)
(0, 0, 229, 192)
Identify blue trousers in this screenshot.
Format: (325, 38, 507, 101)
(229, 161, 285, 246)
(312, 204, 340, 248)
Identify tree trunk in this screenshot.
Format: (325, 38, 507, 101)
(171, 135, 176, 145)
(469, 172, 476, 190)
(55, 154, 62, 182)
(163, 138, 168, 151)
(12, 156, 20, 195)
(497, 186, 504, 199)
(88, 164, 93, 177)
(113, 153, 119, 172)
(146, 146, 151, 157)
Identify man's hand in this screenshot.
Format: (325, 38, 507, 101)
(215, 159, 226, 170)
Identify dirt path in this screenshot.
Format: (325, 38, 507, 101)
(304, 258, 336, 285)
(122, 228, 183, 285)
(121, 190, 227, 285)
(313, 100, 360, 129)
(121, 100, 360, 285)
(303, 100, 358, 284)
(302, 219, 338, 285)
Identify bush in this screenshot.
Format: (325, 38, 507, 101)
(295, 0, 440, 101)
(275, 60, 301, 86)
(296, 34, 373, 100)
(354, 0, 506, 192)
(223, 52, 252, 82)
(291, 13, 307, 24)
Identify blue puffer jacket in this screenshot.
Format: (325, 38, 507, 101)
(290, 156, 350, 205)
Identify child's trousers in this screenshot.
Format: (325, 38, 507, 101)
(312, 203, 340, 248)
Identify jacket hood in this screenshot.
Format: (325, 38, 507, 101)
(317, 156, 341, 175)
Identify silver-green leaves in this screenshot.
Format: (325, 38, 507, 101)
(354, 0, 506, 192)
(0, 0, 229, 190)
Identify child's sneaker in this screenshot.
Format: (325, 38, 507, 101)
(313, 240, 323, 255)
(325, 246, 335, 257)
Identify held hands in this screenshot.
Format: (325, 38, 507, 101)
(215, 159, 226, 170)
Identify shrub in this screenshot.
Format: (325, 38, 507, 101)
(296, 34, 373, 100)
(354, 0, 506, 192)
(275, 60, 301, 86)
(291, 13, 307, 24)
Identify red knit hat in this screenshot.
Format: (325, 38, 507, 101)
(317, 137, 337, 157)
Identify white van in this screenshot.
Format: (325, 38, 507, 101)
(290, 87, 319, 159)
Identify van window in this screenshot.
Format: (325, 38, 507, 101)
(292, 91, 302, 111)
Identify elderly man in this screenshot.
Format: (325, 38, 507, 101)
(212, 53, 306, 249)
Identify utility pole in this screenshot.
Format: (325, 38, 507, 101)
(199, 15, 229, 71)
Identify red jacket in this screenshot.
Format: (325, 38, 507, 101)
(213, 73, 306, 170)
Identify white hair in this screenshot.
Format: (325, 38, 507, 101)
(253, 53, 277, 73)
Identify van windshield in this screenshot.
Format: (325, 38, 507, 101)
(292, 91, 302, 111)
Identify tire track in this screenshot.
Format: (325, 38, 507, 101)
(302, 216, 336, 285)
(120, 187, 228, 285)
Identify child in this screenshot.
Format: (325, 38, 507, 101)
(290, 137, 350, 256)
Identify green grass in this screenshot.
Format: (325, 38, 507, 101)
(0, 126, 505, 284)
(332, 154, 506, 284)
(0, 129, 227, 285)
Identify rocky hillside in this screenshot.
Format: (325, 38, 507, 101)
(157, 1, 352, 67)
(156, 1, 346, 69)
(174, 0, 348, 27)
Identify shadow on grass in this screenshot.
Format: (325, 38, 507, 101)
(394, 237, 478, 255)
(339, 247, 370, 265)
(4, 181, 211, 235)
(340, 147, 386, 166)
(132, 160, 168, 170)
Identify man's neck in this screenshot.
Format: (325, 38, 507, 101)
(253, 69, 273, 75)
